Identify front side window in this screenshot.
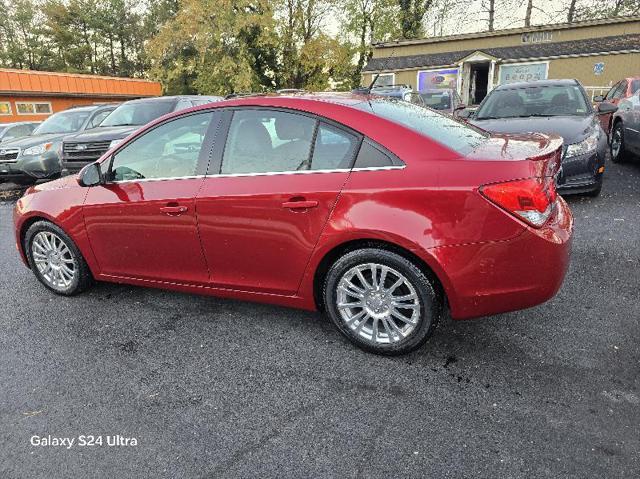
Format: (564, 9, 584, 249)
(353, 97, 487, 156)
(476, 84, 590, 119)
(32, 110, 90, 134)
(613, 81, 628, 99)
(109, 112, 214, 181)
(221, 110, 317, 174)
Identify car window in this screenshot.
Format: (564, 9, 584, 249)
(354, 140, 399, 168)
(420, 91, 452, 110)
(221, 110, 317, 174)
(109, 112, 214, 182)
(101, 101, 176, 127)
(175, 99, 194, 111)
(352, 97, 487, 156)
(476, 84, 590, 119)
(613, 81, 627, 99)
(32, 110, 91, 134)
(5, 124, 32, 139)
(604, 82, 620, 101)
(631, 80, 640, 95)
(88, 110, 112, 128)
(310, 123, 359, 170)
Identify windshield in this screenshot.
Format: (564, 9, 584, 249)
(32, 110, 91, 135)
(353, 97, 487, 155)
(419, 91, 452, 110)
(101, 100, 176, 127)
(476, 85, 590, 119)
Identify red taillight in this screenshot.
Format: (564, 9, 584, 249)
(480, 177, 557, 227)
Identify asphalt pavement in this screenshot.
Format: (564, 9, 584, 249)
(0, 159, 639, 478)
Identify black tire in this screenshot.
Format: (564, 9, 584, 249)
(323, 248, 441, 355)
(610, 122, 629, 164)
(24, 221, 93, 296)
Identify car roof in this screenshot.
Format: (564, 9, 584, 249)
(0, 121, 40, 126)
(494, 79, 580, 90)
(121, 95, 221, 105)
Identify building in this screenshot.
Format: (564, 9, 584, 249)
(362, 16, 640, 106)
(0, 69, 162, 123)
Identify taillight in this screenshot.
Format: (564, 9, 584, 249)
(480, 177, 557, 227)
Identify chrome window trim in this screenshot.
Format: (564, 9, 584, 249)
(107, 165, 405, 184)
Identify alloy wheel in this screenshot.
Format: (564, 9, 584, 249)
(31, 231, 77, 291)
(611, 128, 622, 159)
(336, 263, 421, 345)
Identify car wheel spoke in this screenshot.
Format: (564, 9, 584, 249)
(31, 231, 77, 291)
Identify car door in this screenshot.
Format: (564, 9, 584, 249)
(196, 108, 361, 295)
(599, 81, 625, 133)
(82, 110, 221, 284)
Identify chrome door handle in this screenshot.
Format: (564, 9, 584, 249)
(282, 200, 318, 209)
(160, 205, 188, 215)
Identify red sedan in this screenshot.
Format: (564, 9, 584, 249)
(13, 94, 573, 355)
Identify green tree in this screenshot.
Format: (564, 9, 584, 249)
(398, 0, 434, 38)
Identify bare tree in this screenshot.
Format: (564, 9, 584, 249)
(524, 0, 533, 26)
(567, 0, 578, 22)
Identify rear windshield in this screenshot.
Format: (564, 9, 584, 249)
(353, 97, 487, 155)
(476, 84, 590, 119)
(101, 100, 176, 127)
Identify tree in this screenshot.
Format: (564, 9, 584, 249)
(397, 0, 434, 38)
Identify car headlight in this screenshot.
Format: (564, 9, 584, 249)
(109, 139, 124, 149)
(23, 142, 53, 156)
(565, 130, 599, 158)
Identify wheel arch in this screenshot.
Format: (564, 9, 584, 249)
(312, 238, 449, 313)
(18, 215, 58, 266)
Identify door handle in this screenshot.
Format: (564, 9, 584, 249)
(282, 199, 319, 210)
(160, 205, 188, 216)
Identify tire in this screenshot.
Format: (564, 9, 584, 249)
(610, 122, 629, 164)
(24, 221, 93, 296)
(323, 248, 441, 355)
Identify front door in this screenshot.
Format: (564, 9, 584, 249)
(83, 111, 218, 284)
(196, 108, 361, 295)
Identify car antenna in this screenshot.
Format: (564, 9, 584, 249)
(354, 45, 398, 96)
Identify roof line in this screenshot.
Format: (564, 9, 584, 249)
(0, 68, 159, 84)
(373, 15, 640, 48)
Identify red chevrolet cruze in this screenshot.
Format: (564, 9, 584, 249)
(13, 94, 573, 355)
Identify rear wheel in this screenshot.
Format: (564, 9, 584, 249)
(610, 122, 629, 164)
(323, 248, 441, 355)
(24, 221, 93, 295)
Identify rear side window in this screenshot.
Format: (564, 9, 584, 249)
(354, 140, 401, 168)
(222, 110, 317, 174)
(630, 80, 640, 95)
(311, 123, 359, 170)
(353, 98, 487, 155)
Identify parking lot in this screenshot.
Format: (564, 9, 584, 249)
(0, 158, 639, 478)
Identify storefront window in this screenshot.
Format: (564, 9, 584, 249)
(498, 62, 548, 84)
(16, 102, 53, 115)
(0, 102, 11, 116)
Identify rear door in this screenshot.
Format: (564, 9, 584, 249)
(83, 111, 221, 284)
(195, 108, 361, 295)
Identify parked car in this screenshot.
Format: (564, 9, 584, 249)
(14, 94, 573, 355)
(416, 88, 466, 115)
(0, 121, 39, 144)
(469, 79, 616, 196)
(61, 95, 222, 174)
(609, 87, 640, 163)
(593, 77, 640, 137)
(0, 104, 117, 185)
(370, 84, 414, 99)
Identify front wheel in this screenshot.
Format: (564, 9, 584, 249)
(24, 221, 93, 295)
(610, 122, 629, 164)
(323, 248, 441, 355)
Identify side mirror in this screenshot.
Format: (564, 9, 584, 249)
(593, 95, 605, 103)
(596, 101, 618, 115)
(77, 162, 103, 187)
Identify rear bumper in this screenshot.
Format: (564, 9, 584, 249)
(430, 196, 573, 320)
